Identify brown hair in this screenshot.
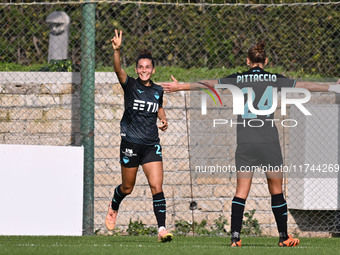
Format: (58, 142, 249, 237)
(136, 49, 155, 68)
(247, 41, 266, 64)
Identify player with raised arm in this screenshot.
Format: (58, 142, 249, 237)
(105, 30, 172, 243)
(162, 41, 340, 247)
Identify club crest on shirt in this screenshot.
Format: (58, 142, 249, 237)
(154, 92, 160, 100)
(122, 156, 130, 164)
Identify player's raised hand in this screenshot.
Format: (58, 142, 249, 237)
(111, 29, 122, 50)
(161, 75, 180, 93)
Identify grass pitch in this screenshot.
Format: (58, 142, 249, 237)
(0, 236, 339, 255)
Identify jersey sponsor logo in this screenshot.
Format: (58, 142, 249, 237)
(133, 99, 159, 113)
(133, 99, 146, 110)
(137, 89, 145, 93)
(154, 92, 160, 100)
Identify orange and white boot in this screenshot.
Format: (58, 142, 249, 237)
(105, 203, 118, 231)
(278, 235, 300, 247)
(230, 238, 242, 247)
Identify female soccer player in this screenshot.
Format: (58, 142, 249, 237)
(105, 30, 173, 243)
(161, 41, 340, 247)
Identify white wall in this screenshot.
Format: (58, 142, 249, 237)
(0, 144, 84, 235)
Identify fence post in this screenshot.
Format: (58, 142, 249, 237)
(81, 0, 96, 235)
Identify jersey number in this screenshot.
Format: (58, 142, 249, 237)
(155, 145, 162, 156)
(241, 86, 273, 119)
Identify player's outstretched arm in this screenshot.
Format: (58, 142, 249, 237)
(296, 79, 340, 92)
(111, 29, 127, 84)
(157, 107, 168, 132)
(161, 75, 218, 93)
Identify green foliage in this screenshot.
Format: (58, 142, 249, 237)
(127, 219, 158, 236)
(0, 3, 338, 78)
(0, 61, 333, 83)
(192, 219, 211, 236)
(173, 210, 262, 237)
(210, 215, 229, 236)
(173, 219, 192, 236)
(174, 215, 229, 236)
(99, 65, 331, 82)
(38, 59, 75, 72)
(0, 60, 77, 72)
(0, 62, 48, 71)
(241, 209, 263, 236)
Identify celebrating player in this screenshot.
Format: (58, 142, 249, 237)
(162, 41, 340, 247)
(105, 30, 173, 243)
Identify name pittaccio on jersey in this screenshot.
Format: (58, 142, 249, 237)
(218, 67, 296, 144)
(120, 76, 163, 145)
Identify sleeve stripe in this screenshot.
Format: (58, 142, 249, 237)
(122, 76, 129, 86)
(292, 80, 297, 88)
